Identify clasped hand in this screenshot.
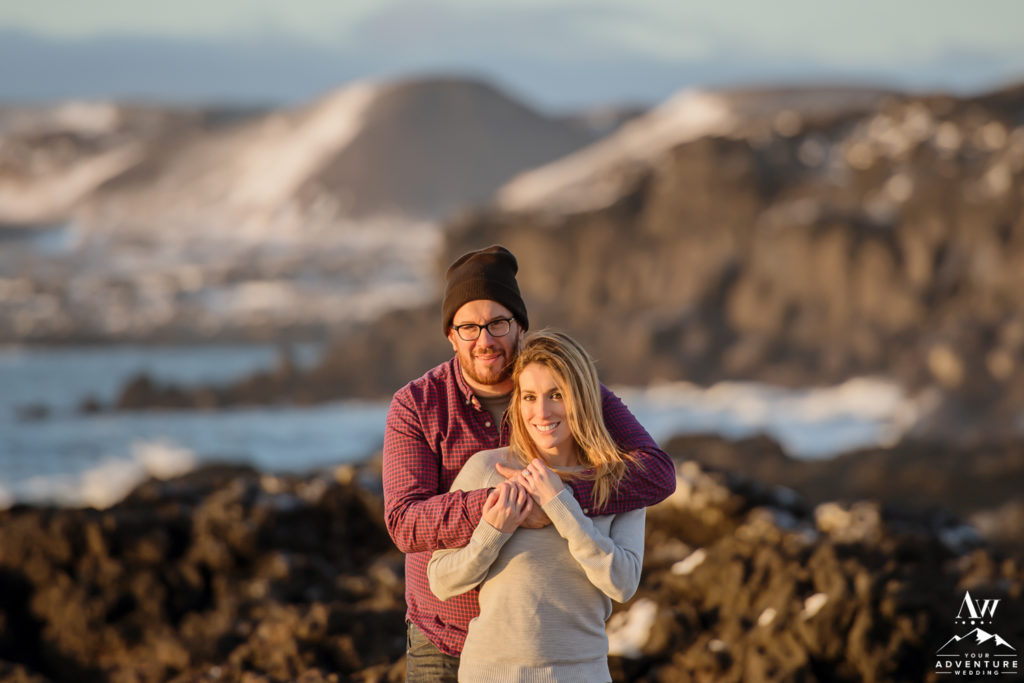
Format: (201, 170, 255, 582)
(516, 458, 565, 505)
(485, 459, 565, 532)
(481, 480, 532, 533)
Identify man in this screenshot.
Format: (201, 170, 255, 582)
(383, 245, 676, 681)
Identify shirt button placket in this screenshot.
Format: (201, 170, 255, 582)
(482, 414, 499, 445)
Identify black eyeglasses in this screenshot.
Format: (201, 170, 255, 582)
(452, 318, 515, 342)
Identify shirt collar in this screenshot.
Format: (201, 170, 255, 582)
(452, 355, 483, 410)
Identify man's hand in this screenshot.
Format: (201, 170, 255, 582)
(495, 461, 553, 528)
(518, 502, 552, 528)
(481, 480, 532, 533)
(495, 462, 520, 481)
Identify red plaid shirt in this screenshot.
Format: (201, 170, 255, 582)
(383, 356, 676, 657)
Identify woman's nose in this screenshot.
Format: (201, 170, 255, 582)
(535, 397, 552, 416)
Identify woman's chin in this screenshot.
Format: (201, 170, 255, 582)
(532, 443, 568, 462)
(529, 439, 556, 455)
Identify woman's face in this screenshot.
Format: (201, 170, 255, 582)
(518, 362, 576, 465)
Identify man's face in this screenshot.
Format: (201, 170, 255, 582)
(447, 300, 523, 390)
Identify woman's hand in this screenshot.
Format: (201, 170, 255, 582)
(519, 458, 565, 505)
(482, 480, 533, 533)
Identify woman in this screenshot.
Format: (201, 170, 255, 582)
(427, 331, 645, 682)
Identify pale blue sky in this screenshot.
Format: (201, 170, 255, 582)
(1, 0, 1022, 109)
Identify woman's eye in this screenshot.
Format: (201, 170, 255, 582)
(551, 392, 562, 400)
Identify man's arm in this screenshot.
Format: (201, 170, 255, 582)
(567, 386, 676, 515)
(382, 390, 490, 554)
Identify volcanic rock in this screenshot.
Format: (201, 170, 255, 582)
(0, 461, 405, 682)
(663, 433, 1024, 557)
(0, 454, 1022, 682)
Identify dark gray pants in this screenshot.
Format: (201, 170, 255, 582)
(405, 621, 460, 682)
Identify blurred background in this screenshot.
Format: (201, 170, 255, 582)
(2, 0, 1023, 525)
(3, 2, 1024, 681)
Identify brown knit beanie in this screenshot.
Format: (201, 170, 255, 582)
(442, 245, 529, 333)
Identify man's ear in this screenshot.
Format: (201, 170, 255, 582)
(447, 329, 458, 353)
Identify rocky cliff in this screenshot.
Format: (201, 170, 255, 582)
(141, 83, 1024, 443)
(97, 83, 1024, 445)
(433, 83, 1024, 440)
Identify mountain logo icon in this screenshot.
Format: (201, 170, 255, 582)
(937, 627, 1017, 655)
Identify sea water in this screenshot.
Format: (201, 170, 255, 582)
(0, 345, 924, 508)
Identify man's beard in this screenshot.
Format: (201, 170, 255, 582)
(460, 345, 516, 386)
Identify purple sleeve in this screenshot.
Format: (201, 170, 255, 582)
(382, 390, 490, 553)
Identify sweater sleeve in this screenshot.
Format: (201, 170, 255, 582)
(426, 449, 512, 601)
(427, 519, 513, 601)
(541, 489, 645, 602)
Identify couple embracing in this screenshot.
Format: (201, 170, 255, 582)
(383, 245, 677, 682)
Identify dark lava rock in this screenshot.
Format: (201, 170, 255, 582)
(106, 311, 450, 412)
(0, 462, 406, 682)
(664, 433, 1024, 558)
(13, 404, 49, 421)
(607, 460, 1024, 682)
(1, 454, 1022, 681)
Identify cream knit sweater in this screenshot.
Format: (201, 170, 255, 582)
(427, 447, 645, 683)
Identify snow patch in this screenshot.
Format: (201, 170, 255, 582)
(671, 548, 707, 575)
(607, 598, 659, 658)
(758, 607, 777, 627)
(52, 101, 122, 136)
(227, 82, 381, 211)
(497, 89, 735, 214)
(0, 145, 144, 223)
(802, 593, 829, 619)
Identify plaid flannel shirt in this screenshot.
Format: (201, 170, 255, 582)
(382, 356, 676, 656)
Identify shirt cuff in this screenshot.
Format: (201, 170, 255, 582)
(465, 487, 491, 524)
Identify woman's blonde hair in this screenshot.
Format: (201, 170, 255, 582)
(507, 330, 633, 510)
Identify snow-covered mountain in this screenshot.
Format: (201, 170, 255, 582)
(2, 77, 598, 235)
(0, 77, 602, 342)
(496, 86, 892, 215)
(0, 101, 254, 225)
